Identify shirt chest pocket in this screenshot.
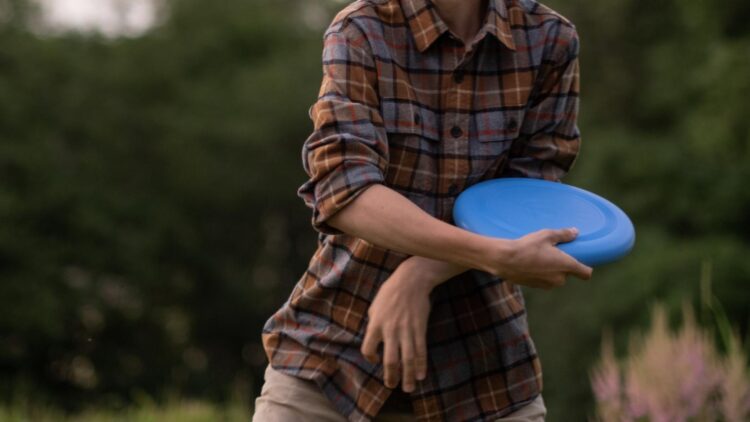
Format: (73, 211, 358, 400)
(380, 101, 527, 193)
(473, 108, 525, 143)
(468, 108, 526, 181)
(380, 101, 441, 195)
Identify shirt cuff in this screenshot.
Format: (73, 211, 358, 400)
(299, 160, 385, 236)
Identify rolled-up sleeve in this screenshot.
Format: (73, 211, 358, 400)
(296, 20, 388, 235)
(502, 24, 581, 182)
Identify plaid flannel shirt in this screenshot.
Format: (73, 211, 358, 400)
(261, 0, 581, 420)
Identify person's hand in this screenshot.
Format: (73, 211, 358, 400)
(360, 262, 434, 393)
(484, 227, 593, 289)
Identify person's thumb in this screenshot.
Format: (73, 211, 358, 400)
(548, 227, 578, 244)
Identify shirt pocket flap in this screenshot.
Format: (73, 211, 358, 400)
(474, 107, 525, 143)
(381, 100, 441, 142)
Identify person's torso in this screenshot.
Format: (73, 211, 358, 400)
(260, 0, 577, 420)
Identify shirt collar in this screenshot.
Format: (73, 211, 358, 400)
(400, 0, 516, 53)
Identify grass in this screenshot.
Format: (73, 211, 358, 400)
(0, 400, 252, 422)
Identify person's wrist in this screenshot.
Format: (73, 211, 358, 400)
(397, 257, 442, 290)
(479, 237, 515, 278)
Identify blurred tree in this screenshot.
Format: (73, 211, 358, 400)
(525, 0, 750, 420)
(0, 0, 335, 410)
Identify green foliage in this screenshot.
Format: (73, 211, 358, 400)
(523, 0, 750, 420)
(0, 0, 327, 409)
(0, 397, 250, 421)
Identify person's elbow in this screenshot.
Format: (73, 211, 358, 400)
(323, 183, 382, 235)
(325, 207, 350, 233)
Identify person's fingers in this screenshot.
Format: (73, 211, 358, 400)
(558, 253, 593, 281)
(414, 326, 428, 381)
(383, 330, 400, 389)
(361, 324, 382, 364)
(572, 260, 594, 280)
(544, 273, 566, 288)
(546, 227, 579, 244)
(399, 329, 415, 393)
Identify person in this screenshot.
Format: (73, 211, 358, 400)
(253, 0, 592, 420)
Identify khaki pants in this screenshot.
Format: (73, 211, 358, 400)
(253, 364, 547, 422)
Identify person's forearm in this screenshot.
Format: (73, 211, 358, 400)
(327, 183, 510, 273)
(397, 255, 469, 289)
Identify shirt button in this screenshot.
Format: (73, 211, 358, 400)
(414, 112, 421, 125)
(453, 68, 465, 84)
(448, 184, 459, 195)
(450, 126, 463, 138)
(507, 118, 518, 130)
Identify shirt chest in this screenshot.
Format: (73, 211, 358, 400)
(373, 35, 538, 201)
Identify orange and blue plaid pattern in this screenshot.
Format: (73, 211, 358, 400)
(262, 0, 581, 420)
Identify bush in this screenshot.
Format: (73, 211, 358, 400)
(590, 303, 750, 422)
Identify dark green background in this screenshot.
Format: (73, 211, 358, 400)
(0, 0, 748, 420)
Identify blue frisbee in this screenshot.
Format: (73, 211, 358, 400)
(453, 178, 635, 266)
